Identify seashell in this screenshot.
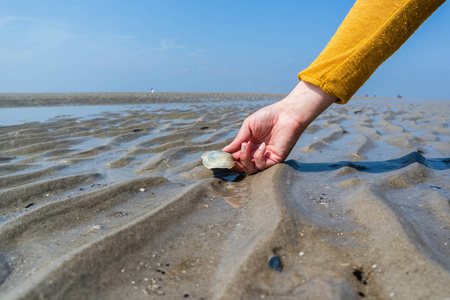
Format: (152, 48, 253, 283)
(201, 151, 235, 169)
(268, 255, 283, 272)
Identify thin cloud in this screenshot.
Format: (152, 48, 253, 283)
(0, 16, 30, 27)
(156, 39, 187, 51)
(189, 48, 207, 56)
(0, 16, 78, 60)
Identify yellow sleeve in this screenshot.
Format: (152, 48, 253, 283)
(298, 0, 446, 104)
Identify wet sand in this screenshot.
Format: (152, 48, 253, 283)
(0, 93, 449, 299)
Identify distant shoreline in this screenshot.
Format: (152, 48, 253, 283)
(0, 92, 445, 107)
(0, 92, 285, 108)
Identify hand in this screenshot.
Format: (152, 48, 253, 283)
(222, 81, 337, 174)
(222, 102, 304, 174)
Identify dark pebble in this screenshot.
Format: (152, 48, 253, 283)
(353, 269, 367, 284)
(268, 255, 283, 272)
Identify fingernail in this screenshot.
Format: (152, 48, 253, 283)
(241, 142, 247, 153)
(259, 142, 266, 150)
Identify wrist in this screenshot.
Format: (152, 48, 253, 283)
(277, 81, 337, 127)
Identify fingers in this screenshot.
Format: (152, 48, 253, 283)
(253, 142, 267, 170)
(220, 117, 271, 174)
(239, 142, 268, 175)
(230, 161, 245, 173)
(239, 142, 255, 174)
(222, 121, 251, 153)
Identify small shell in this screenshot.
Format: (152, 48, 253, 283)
(201, 151, 235, 169)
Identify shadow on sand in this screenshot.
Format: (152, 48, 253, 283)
(285, 151, 450, 173)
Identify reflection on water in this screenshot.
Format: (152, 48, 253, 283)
(0, 100, 275, 126)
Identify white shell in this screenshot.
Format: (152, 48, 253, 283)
(201, 151, 235, 169)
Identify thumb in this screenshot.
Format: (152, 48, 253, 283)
(222, 123, 251, 153)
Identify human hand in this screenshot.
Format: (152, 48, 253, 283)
(222, 81, 337, 174)
(222, 102, 304, 174)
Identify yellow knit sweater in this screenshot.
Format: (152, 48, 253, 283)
(298, 0, 446, 104)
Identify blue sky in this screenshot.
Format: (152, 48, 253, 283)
(0, 0, 449, 99)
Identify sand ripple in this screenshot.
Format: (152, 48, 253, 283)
(0, 94, 449, 299)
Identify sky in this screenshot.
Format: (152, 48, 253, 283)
(0, 0, 449, 99)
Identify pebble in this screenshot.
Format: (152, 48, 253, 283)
(268, 255, 283, 272)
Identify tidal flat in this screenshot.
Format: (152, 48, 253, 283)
(0, 93, 449, 299)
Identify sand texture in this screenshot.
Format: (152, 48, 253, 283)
(0, 94, 449, 299)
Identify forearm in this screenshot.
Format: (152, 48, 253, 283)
(299, 0, 446, 104)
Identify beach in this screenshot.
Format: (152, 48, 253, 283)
(0, 93, 449, 299)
